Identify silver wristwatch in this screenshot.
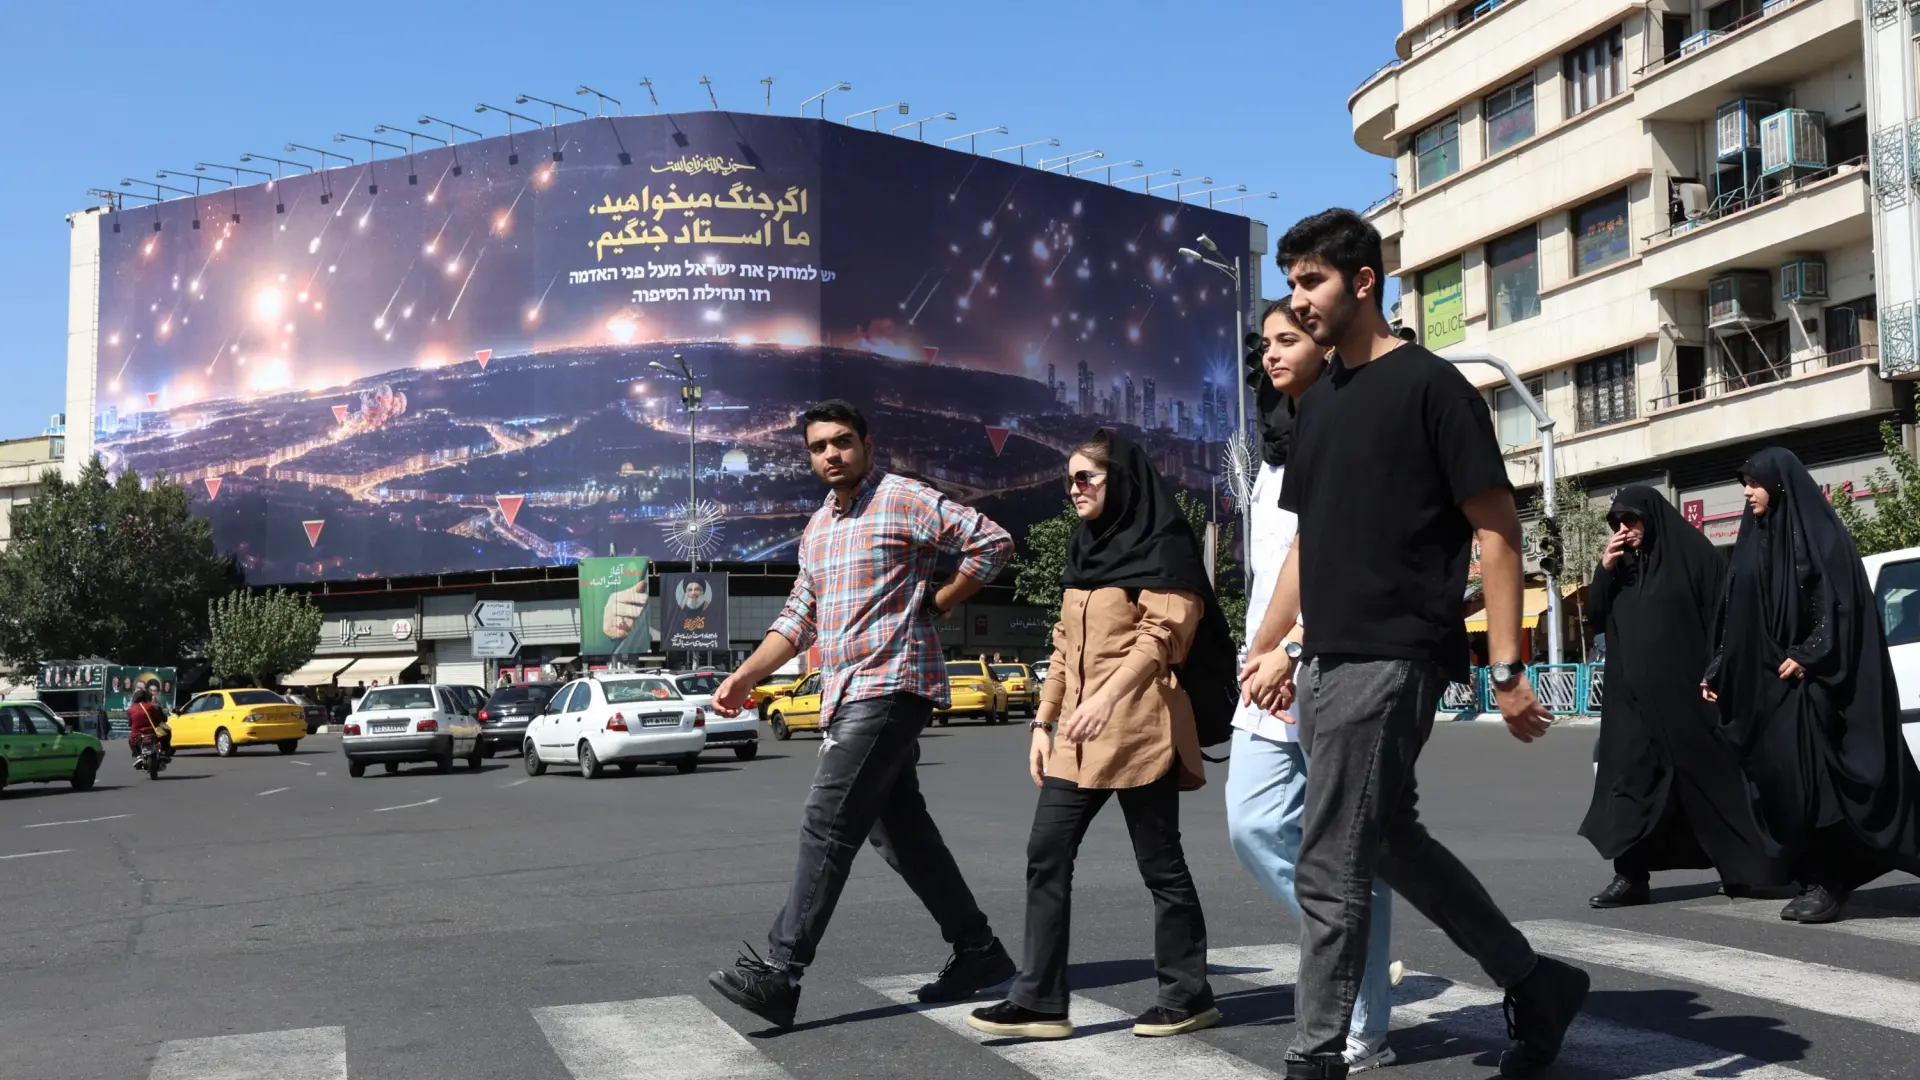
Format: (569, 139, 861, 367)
(1489, 661, 1521, 689)
(1283, 640, 1304, 661)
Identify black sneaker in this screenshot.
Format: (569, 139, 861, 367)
(706, 944, 800, 1030)
(1588, 874, 1650, 909)
(1284, 1055, 1349, 1080)
(915, 937, 1017, 1003)
(966, 999, 1072, 1039)
(1499, 955, 1591, 1077)
(1781, 884, 1845, 924)
(1132, 1000, 1222, 1037)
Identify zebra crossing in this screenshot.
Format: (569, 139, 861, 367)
(138, 912, 1920, 1080)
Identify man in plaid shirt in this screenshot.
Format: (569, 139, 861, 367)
(708, 399, 1017, 1030)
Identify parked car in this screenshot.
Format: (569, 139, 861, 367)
(1030, 659, 1052, 685)
(340, 684, 484, 777)
(172, 689, 309, 756)
(764, 673, 823, 741)
(672, 670, 760, 760)
(282, 692, 330, 734)
(1863, 548, 1920, 768)
(476, 682, 560, 757)
(991, 663, 1038, 717)
(522, 675, 706, 778)
(446, 685, 490, 717)
(935, 660, 1010, 725)
(0, 701, 103, 796)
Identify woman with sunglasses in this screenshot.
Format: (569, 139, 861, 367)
(1579, 487, 1780, 909)
(968, 429, 1220, 1041)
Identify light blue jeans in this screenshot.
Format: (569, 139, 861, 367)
(1225, 727, 1392, 1044)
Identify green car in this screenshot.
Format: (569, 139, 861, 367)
(0, 701, 103, 796)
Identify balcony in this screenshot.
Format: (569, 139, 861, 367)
(1634, 0, 1859, 124)
(1349, 63, 1400, 158)
(1363, 188, 1404, 272)
(1639, 163, 1869, 291)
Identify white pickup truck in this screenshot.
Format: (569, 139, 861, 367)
(1864, 549, 1920, 767)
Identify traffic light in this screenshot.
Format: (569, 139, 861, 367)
(1538, 516, 1564, 577)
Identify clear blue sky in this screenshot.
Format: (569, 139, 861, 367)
(0, 1, 1401, 440)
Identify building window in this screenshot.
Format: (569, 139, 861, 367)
(1824, 296, 1877, 361)
(1573, 191, 1631, 275)
(1415, 115, 1460, 189)
(1575, 349, 1636, 430)
(1420, 259, 1466, 349)
(1706, 0, 1761, 33)
(1564, 27, 1625, 117)
(1720, 321, 1788, 389)
(1828, 116, 1868, 165)
(1661, 13, 1691, 60)
(1485, 78, 1535, 155)
(1494, 377, 1545, 449)
(1488, 228, 1540, 329)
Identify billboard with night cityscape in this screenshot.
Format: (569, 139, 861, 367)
(89, 112, 1255, 584)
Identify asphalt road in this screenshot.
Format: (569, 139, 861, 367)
(2, 718, 1916, 1080)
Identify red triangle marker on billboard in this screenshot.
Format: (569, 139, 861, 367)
(475, 349, 492, 370)
(922, 346, 939, 363)
(302, 520, 325, 548)
(146, 392, 159, 407)
(497, 494, 524, 528)
(986, 426, 1010, 456)
(205, 477, 223, 500)
(332, 404, 350, 424)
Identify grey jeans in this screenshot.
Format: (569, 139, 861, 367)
(1288, 656, 1537, 1061)
(766, 692, 994, 972)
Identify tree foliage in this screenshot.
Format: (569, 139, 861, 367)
(1832, 422, 1920, 556)
(209, 589, 324, 688)
(1011, 492, 1246, 648)
(1523, 477, 1612, 589)
(0, 458, 236, 672)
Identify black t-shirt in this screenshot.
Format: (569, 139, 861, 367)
(1279, 343, 1510, 681)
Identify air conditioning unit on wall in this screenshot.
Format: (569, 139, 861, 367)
(1780, 257, 1829, 303)
(1761, 109, 1828, 176)
(1709, 271, 1775, 328)
(1717, 97, 1779, 161)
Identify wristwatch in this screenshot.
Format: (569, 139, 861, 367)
(1283, 640, 1304, 661)
(1489, 661, 1522, 690)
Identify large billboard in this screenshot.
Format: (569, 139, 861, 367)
(578, 555, 651, 657)
(89, 112, 1255, 584)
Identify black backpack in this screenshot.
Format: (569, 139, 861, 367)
(1129, 589, 1238, 757)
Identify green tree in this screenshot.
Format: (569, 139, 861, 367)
(1521, 476, 1612, 663)
(0, 457, 235, 672)
(1010, 493, 1245, 648)
(209, 589, 324, 688)
(1831, 421, 1920, 556)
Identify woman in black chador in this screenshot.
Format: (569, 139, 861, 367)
(1705, 448, 1920, 923)
(1581, 487, 1782, 907)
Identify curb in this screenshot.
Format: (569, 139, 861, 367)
(1448, 712, 1600, 727)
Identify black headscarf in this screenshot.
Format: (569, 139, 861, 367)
(1580, 487, 1779, 883)
(1063, 430, 1215, 598)
(1709, 447, 1920, 868)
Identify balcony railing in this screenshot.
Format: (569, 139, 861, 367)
(1362, 187, 1403, 217)
(1354, 57, 1404, 94)
(1645, 156, 1867, 245)
(1645, 344, 1876, 412)
(1634, 0, 1804, 78)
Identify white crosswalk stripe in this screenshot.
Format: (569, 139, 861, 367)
(1211, 944, 1830, 1080)
(147, 1026, 347, 1080)
(532, 995, 795, 1080)
(864, 973, 1285, 1079)
(1687, 897, 1920, 948)
(1518, 919, 1920, 1036)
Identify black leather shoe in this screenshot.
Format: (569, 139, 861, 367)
(967, 1000, 1072, 1039)
(1588, 875, 1650, 909)
(916, 937, 1017, 1003)
(1499, 956, 1591, 1077)
(1781, 884, 1845, 924)
(1284, 1055, 1349, 1080)
(707, 945, 800, 1029)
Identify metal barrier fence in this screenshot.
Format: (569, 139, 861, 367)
(1441, 664, 1605, 716)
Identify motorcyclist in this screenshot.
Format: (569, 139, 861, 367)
(126, 688, 172, 762)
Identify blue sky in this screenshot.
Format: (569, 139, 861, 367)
(0, 1, 1401, 440)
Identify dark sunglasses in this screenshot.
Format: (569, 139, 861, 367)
(1065, 470, 1107, 492)
(1607, 511, 1643, 529)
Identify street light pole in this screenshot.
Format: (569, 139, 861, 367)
(1178, 237, 1253, 554)
(650, 355, 704, 572)
(989, 138, 1059, 165)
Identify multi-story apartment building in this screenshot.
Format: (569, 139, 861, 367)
(1351, 0, 1907, 545)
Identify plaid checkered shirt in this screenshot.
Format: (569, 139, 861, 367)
(769, 470, 1011, 726)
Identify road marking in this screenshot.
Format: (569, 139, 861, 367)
(532, 995, 794, 1080)
(257, 787, 290, 797)
(1688, 896, 1920, 947)
(147, 1025, 346, 1080)
(370, 797, 440, 813)
(1212, 944, 1829, 1080)
(286, 759, 314, 767)
(0, 849, 70, 861)
(315, 771, 327, 777)
(22, 814, 130, 829)
(1519, 918, 1920, 1035)
(502, 777, 531, 788)
(865, 973, 1282, 1080)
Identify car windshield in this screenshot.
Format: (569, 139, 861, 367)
(990, 666, 1024, 679)
(676, 674, 723, 696)
(945, 662, 987, 677)
(229, 690, 285, 706)
(487, 685, 555, 707)
(359, 687, 436, 711)
(603, 679, 682, 704)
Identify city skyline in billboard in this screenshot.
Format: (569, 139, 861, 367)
(90, 111, 1256, 584)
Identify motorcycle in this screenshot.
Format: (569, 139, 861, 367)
(133, 731, 170, 779)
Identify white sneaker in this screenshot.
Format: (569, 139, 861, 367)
(1345, 1034, 1396, 1073)
(1389, 960, 1405, 987)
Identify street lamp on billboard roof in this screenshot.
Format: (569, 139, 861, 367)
(1213, 191, 1278, 211)
(989, 137, 1059, 165)
(1037, 149, 1102, 173)
(417, 115, 481, 175)
(890, 111, 956, 141)
(798, 81, 851, 118)
(1181, 182, 1248, 208)
(1073, 157, 1143, 183)
(942, 126, 1007, 154)
(375, 125, 447, 186)
(237, 154, 310, 212)
(1179, 237, 1253, 550)
(121, 178, 190, 231)
(516, 93, 587, 160)
(846, 102, 910, 129)
(158, 169, 227, 228)
(285, 143, 352, 203)
(1116, 167, 1179, 192)
(576, 85, 623, 116)
(198, 162, 272, 221)
(1151, 175, 1211, 199)
(334, 133, 406, 193)
(475, 103, 543, 166)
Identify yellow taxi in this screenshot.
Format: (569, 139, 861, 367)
(748, 671, 809, 720)
(171, 689, 308, 756)
(991, 663, 1038, 717)
(936, 660, 1010, 726)
(764, 673, 823, 741)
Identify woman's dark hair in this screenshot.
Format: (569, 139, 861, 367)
(1070, 430, 1112, 470)
(1259, 296, 1306, 331)
(800, 398, 868, 440)
(133, 688, 152, 704)
(1277, 208, 1386, 312)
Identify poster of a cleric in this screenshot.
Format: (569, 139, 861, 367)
(661, 573, 729, 656)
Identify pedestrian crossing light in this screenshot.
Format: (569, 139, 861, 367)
(1539, 517, 1564, 577)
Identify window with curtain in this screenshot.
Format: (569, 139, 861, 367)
(1564, 27, 1625, 117)
(1415, 115, 1461, 189)
(1572, 191, 1631, 275)
(1575, 349, 1635, 430)
(1485, 78, 1535, 155)
(1488, 228, 1540, 329)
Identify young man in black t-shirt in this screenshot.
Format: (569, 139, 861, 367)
(1239, 209, 1590, 1080)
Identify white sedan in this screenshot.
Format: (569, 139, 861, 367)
(523, 675, 706, 779)
(670, 670, 762, 761)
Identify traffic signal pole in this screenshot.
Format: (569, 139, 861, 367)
(1440, 350, 1561, 665)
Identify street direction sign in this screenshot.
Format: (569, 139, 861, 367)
(471, 600, 516, 630)
(471, 629, 521, 658)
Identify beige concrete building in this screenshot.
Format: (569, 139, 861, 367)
(0, 434, 64, 550)
(1352, 0, 1903, 543)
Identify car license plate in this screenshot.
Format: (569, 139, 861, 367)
(370, 721, 407, 733)
(640, 715, 678, 728)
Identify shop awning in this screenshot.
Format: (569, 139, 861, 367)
(1464, 588, 1555, 633)
(337, 655, 421, 685)
(278, 656, 354, 686)
(548, 655, 577, 666)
